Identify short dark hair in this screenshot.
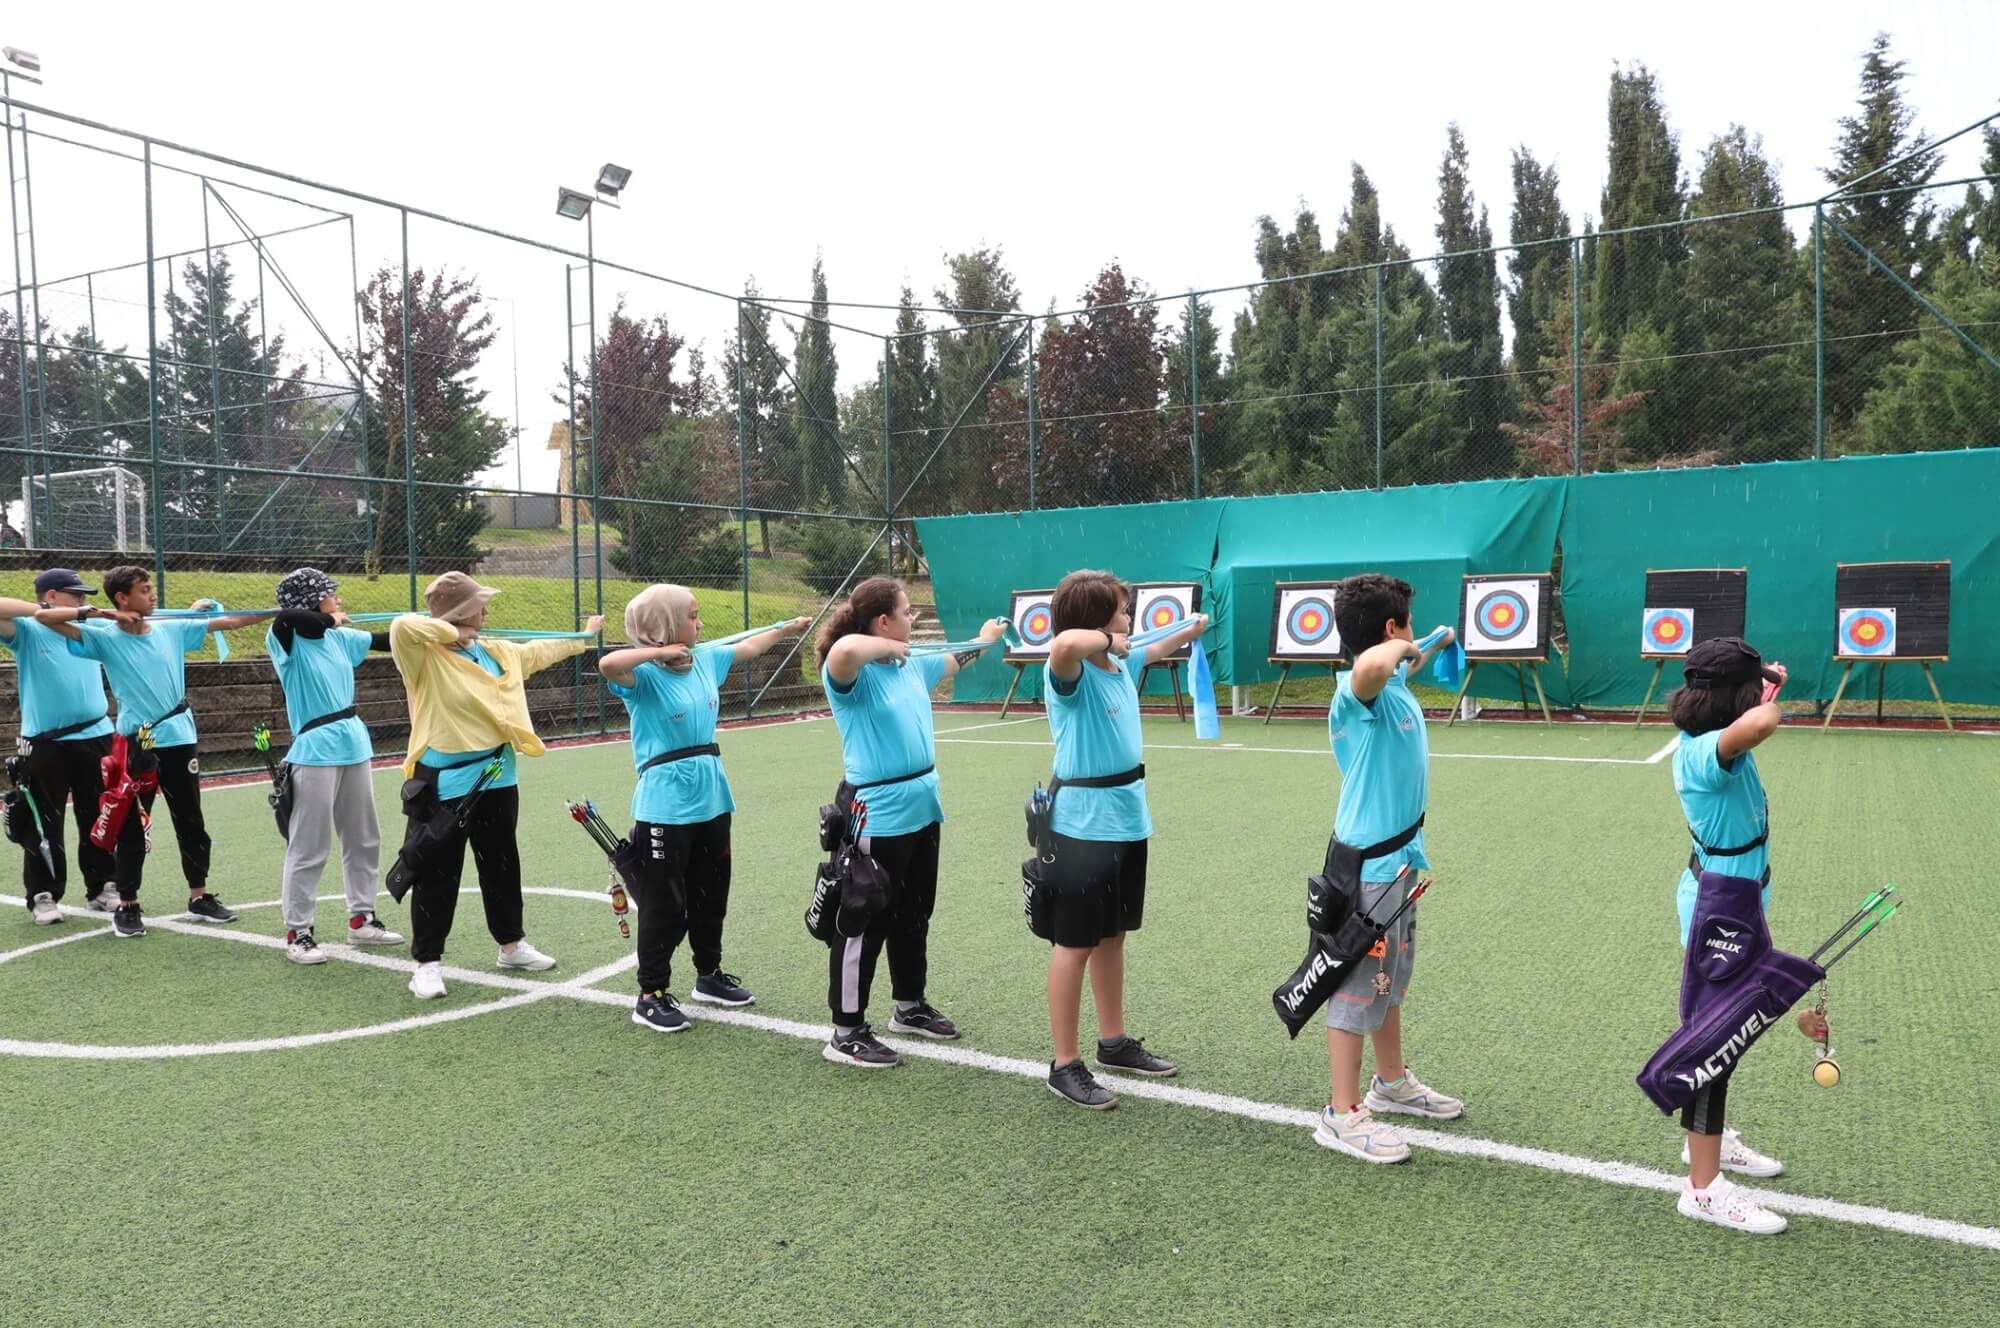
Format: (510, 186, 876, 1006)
(1333, 573, 1414, 656)
(1667, 678, 1762, 737)
(1051, 570, 1128, 633)
(102, 565, 150, 604)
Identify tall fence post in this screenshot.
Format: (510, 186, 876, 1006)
(1570, 237, 1583, 475)
(1187, 293, 1201, 500)
(735, 300, 752, 719)
(399, 210, 417, 610)
(1024, 316, 1037, 509)
(142, 141, 167, 595)
(881, 334, 894, 571)
(1813, 204, 1826, 461)
(1373, 263, 1384, 490)
(201, 186, 225, 550)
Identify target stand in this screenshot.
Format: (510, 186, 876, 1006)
(1634, 569, 1748, 727)
(1821, 562, 1953, 731)
(1447, 573, 1555, 727)
(1000, 587, 1058, 718)
(1264, 581, 1346, 725)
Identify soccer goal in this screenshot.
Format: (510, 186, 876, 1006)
(20, 465, 150, 552)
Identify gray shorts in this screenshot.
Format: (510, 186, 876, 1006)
(1324, 875, 1419, 1035)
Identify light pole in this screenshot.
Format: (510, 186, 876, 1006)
(554, 165, 631, 637)
(2, 45, 45, 542)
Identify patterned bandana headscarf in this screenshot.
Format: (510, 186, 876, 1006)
(277, 567, 339, 612)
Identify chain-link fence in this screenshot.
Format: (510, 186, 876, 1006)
(3, 92, 1996, 762)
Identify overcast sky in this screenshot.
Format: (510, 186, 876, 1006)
(5, 0, 1996, 492)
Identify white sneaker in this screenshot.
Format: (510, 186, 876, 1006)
(30, 892, 62, 925)
(1681, 1128, 1784, 1179)
(1312, 1104, 1411, 1164)
(1677, 1177, 1788, 1235)
(285, 929, 329, 966)
(1364, 1068, 1464, 1120)
(347, 914, 404, 946)
(496, 940, 556, 971)
(408, 962, 447, 999)
(86, 891, 120, 913)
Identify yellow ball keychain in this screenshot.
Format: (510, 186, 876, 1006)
(1798, 984, 1839, 1087)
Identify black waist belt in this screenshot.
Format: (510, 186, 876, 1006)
(424, 745, 505, 775)
(639, 742, 721, 774)
(1343, 813, 1426, 862)
(850, 763, 934, 791)
(28, 712, 109, 744)
(1049, 763, 1145, 796)
(294, 705, 359, 738)
(140, 699, 190, 732)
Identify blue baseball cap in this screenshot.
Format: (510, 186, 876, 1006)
(33, 568, 97, 597)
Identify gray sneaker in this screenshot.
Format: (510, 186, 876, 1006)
(86, 891, 120, 914)
(1047, 1059, 1117, 1110)
(30, 892, 62, 925)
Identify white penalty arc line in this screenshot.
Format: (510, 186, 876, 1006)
(2, 902, 1993, 1249)
(1646, 735, 1682, 764)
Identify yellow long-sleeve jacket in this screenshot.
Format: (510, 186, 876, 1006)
(389, 614, 589, 776)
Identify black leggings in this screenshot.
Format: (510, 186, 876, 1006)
(408, 786, 524, 964)
(19, 734, 114, 903)
(631, 814, 732, 994)
(826, 822, 940, 1024)
(115, 743, 210, 901)
(1681, 1070, 1730, 1136)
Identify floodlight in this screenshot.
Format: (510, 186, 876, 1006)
(595, 163, 632, 197)
(555, 187, 594, 221)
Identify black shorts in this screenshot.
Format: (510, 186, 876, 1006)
(1045, 832, 1147, 949)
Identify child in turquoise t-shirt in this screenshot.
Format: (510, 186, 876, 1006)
(1312, 574, 1464, 1165)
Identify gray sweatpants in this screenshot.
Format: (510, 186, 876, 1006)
(280, 761, 383, 932)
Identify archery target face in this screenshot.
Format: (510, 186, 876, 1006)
(1135, 585, 1197, 634)
(1008, 591, 1057, 658)
(1642, 607, 1695, 655)
(1464, 579, 1540, 653)
(1837, 607, 1897, 658)
(1272, 584, 1342, 659)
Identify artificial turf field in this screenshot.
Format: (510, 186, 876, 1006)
(2, 711, 1995, 1326)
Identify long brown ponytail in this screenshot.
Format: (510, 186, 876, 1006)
(815, 576, 905, 669)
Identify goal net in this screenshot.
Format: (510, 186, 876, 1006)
(20, 466, 150, 553)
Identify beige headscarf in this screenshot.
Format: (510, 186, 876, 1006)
(424, 570, 500, 625)
(624, 583, 693, 648)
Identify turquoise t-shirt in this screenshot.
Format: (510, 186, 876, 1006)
(67, 618, 210, 748)
(3, 618, 113, 741)
(1329, 661, 1430, 883)
(822, 653, 947, 837)
(1045, 654, 1150, 842)
(267, 625, 373, 767)
(421, 641, 516, 799)
(1673, 730, 1770, 943)
(609, 648, 734, 826)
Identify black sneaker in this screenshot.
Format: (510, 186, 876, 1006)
(1047, 1058, 1117, 1110)
(822, 1024, 901, 1068)
(691, 970, 755, 1007)
(185, 893, 238, 924)
(632, 991, 690, 1034)
(1096, 1035, 1179, 1078)
(888, 1000, 961, 1041)
(112, 903, 146, 939)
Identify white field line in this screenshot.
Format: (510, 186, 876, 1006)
(1646, 735, 1681, 764)
(1, 896, 1993, 1248)
(935, 716, 1044, 735)
(934, 736, 1653, 766)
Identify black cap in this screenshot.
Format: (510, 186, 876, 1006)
(33, 568, 96, 598)
(1682, 636, 1782, 690)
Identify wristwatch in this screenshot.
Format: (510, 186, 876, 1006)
(76, 605, 97, 621)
